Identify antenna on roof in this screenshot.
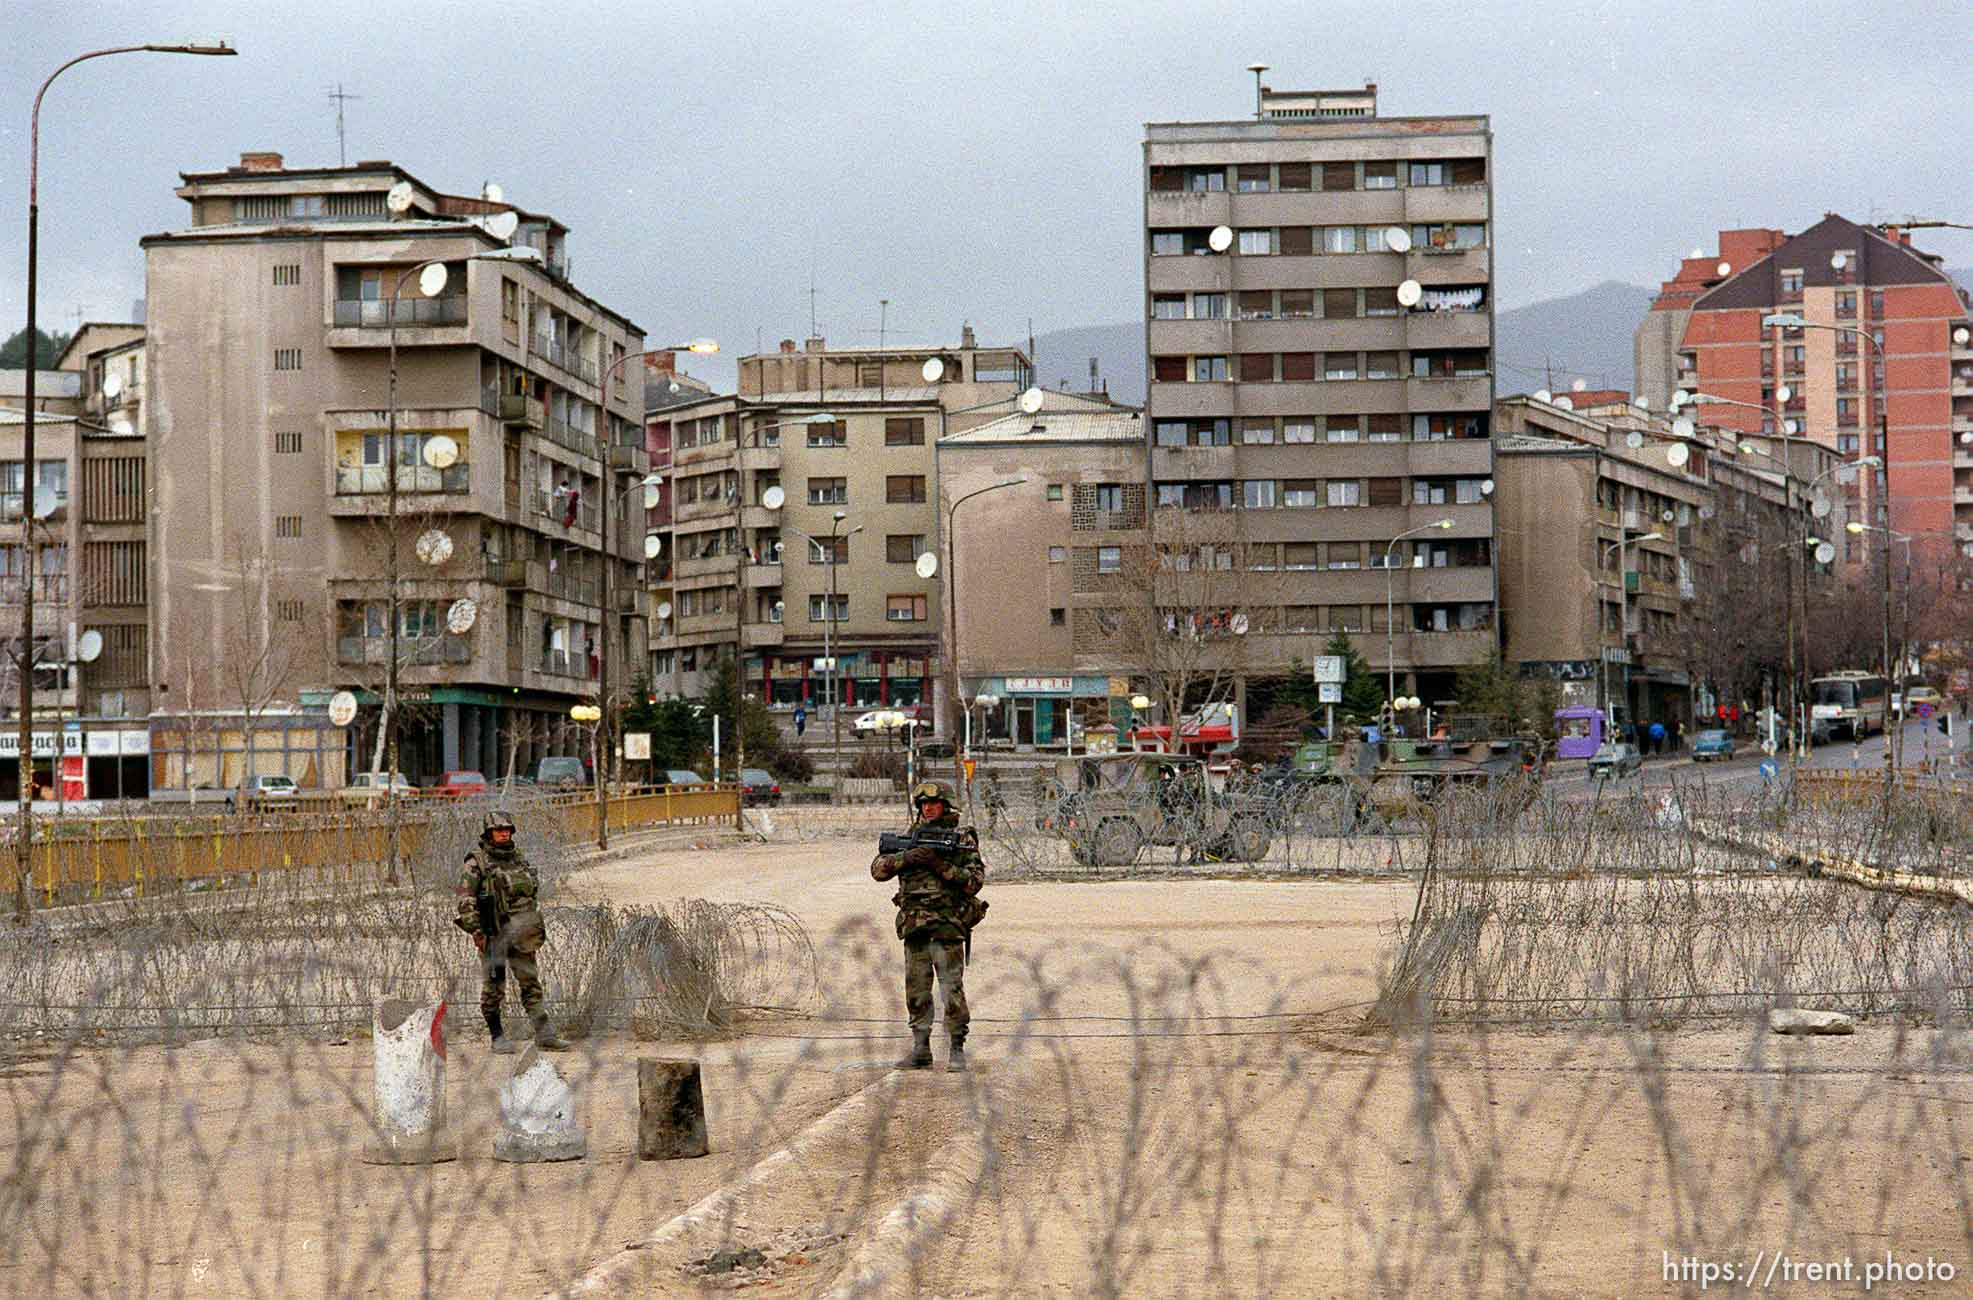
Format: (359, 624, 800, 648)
(1247, 63, 1268, 119)
(878, 298, 889, 401)
(327, 83, 361, 167)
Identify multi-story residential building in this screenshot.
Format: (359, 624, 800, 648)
(1495, 393, 1834, 728)
(1636, 215, 1973, 565)
(644, 333, 1033, 720)
(937, 393, 1144, 746)
(142, 151, 646, 787)
(1136, 82, 1498, 708)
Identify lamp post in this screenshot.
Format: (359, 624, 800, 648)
(1798, 456, 1880, 731)
(783, 514, 862, 803)
(1846, 520, 1912, 776)
(1129, 694, 1151, 752)
(945, 477, 1027, 778)
(1598, 530, 1664, 727)
(1383, 518, 1454, 707)
(16, 40, 237, 920)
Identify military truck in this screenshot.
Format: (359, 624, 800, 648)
(1039, 753, 1273, 867)
(1276, 720, 1542, 827)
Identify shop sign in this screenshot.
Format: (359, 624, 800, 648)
(1005, 676, 1073, 694)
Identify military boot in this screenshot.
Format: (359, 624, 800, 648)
(947, 1034, 968, 1074)
(897, 1029, 933, 1069)
(530, 1012, 568, 1051)
(486, 1010, 520, 1055)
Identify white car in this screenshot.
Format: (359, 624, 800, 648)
(852, 708, 926, 735)
(337, 771, 416, 806)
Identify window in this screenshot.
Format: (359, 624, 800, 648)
(1283, 419, 1316, 444)
(1321, 162, 1355, 191)
(277, 599, 305, 622)
(1240, 353, 1275, 382)
(1184, 167, 1225, 192)
(1193, 356, 1228, 382)
(1097, 546, 1122, 573)
(1235, 164, 1271, 193)
(1242, 418, 1275, 444)
(1780, 270, 1804, 296)
(1237, 290, 1273, 321)
(1364, 287, 1400, 317)
(1870, 290, 1885, 317)
(1835, 363, 1855, 390)
(1327, 542, 1363, 570)
(1243, 479, 1277, 509)
(1283, 542, 1318, 570)
(886, 475, 926, 504)
(1154, 420, 1187, 447)
(1325, 352, 1358, 380)
(1327, 481, 1360, 507)
(1277, 226, 1313, 257)
(1324, 417, 1360, 443)
(1836, 433, 1860, 454)
(1368, 413, 1405, 442)
(1367, 477, 1403, 507)
(1322, 226, 1358, 254)
(1409, 162, 1446, 186)
(1836, 398, 1855, 424)
(886, 594, 929, 622)
(1363, 161, 1397, 189)
(1412, 222, 1486, 250)
(1094, 484, 1124, 512)
(1454, 478, 1487, 504)
(1322, 288, 1357, 320)
(808, 420, 847, 447)
(807, 477, 846, 505)
(1046, 483, 1064, 501)
(1365, 350, 1400, 379)
(274, 430, 303, 454)
(1237, 229, 1274, 256)
(502, 278, 520, 323)
(884, 417, 925, 446)
(1277, 162, 1311, 192)
(273, 348, 302, 371)
(886, 534, 927, 563)
(1193, 292, 1228, 320)
(808, 536, 849, 564)
(1151, 231, 1185, 256)
(1050, 607, 1066, 626)
(1153, 356, 1188, 383)
(272, 263, 301, 286)
(1048, 546, 1066, 563)
(1282, 480, 1318, 508)
(1152, 294, 1187, 320)
(1280, 289, 1315, 319)
(81, 541, 145, 605)
(1836, 292, 1857, 318)
(275, 515, 303, 539)
(1247, 543, 1279, 571)
(1413, 479, 1450, 505)
(1282, 606, 1319, 633)
(808, 594, 848, 622)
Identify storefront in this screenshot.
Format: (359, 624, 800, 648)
(0, 727, 151, 801)
(965, 675, 1132, 748)
(760, 651, 933, 712)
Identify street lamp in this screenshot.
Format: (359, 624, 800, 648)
(783, 513, 863, 803)
(1128, 694, 1151, 751)
(946, 477, 1027, 777)
(1383, 518, 1454, 707)
(1763, 310, 1892, 529)
(16, 40, 238, 919)
(1599, 530, 1663, 727)
(1846, 519, 1914, 774)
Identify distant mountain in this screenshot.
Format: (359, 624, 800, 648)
(1032, 323, 1143, 404)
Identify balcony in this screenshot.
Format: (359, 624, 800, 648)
(336, 635, 471, 667)
(676, 553, 739, 580)
(334, 463, 471, 496)
(1404, 310, 1491, 350)
(333, 296, 467, 329)
(743, 563, 782, 589)
(1144, 190, 1232, 228)
(742, 622, 786, 649)
(1406, 375, 1493, 411)
(1404, 185, 1489, 225)
(609, 443, 650, 474)
(677, 494, 740, 525)
(544, 569, 600, 607)
(740, 504, 782, 531)
(500, 393, 545, 429)
(738, 443, 782, 473)
(483, 558, 534, 588)
(541, 415, 603, 457)
(530, 487, 599, 534)
(1406, 246, 1491, 285)
(528, 333, 600, 386)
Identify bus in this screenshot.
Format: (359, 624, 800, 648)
(1810, 671, 1889, 740)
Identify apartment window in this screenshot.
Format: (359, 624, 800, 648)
(1242, 418, 1276, 445)
(1237, 229, 1274, 256)
(886, 594, 929, 622)
(1836, 433, 1860, 454)
(807, 477, 847, 505)
(1248, 543, 1279, 571)
(1323, 289, 1357, 320)
(274, 430, 303, 454)
(1049, 607, 1066, 626)
(1282, 480, 1318, 508)
(1327, 481, 1360, 507)
(1322, 226, 1358, 254)
(1780, 270, 1804, 296)
(1094, 484, 1124, 512)
(1870, 290, 1885, 317)
(884, 417, 925, 446)
(1153, 356, 1188, 383)
(886, 534, 927, 563)
(1365, 350, 1400, 379)
(1835, 363, 1855, 390)
(272, 263, 301, 286)
(502, 278, 520, 322)
(276, 599, 305, 622)
(1152, 294, 1186, 320)
(274, 514, 303, 539)
(1364, 287, 1400, 317)
(808, 420, 847, 447)
(1283, 606, 1319, 633)
(1325, 352, 1358, 380)
(81, 457, 144, 523)
(1327, 542, 1363, 570)
(1193, 356, 1228, 382)
(1097, 546, 1122, 573)
(1281, 542, 1318, 571)
(1151, 231, 1185, 257)
(1786, 345, 1805, 367)
(1235, 164, 1271, 193)
(1321, 162, 1354, 191)
(884, 475, 926, 504)
(1048, 546, 1066, 562)
(1277, 226, 1313, 257)
(1367, 477, 1403, 508)
(1368, 413, 1405, 442)
(1283, 419, 1316, 444)
(1243, 479, 1277, 509)
(1362, 161, 1397, 190)
(1836, 398, 1855, 425)
(1236, 290, 1274, 321)
(1193, 292, 1228, 320)
(1154, 420, 1187, 447)
(808, 536, 849, 564)
(1836, 291, 1857, 318)
(1277, 162, 1312, 192)
(1280, 289, 1315, 319)
(81, 541, 146, 606)
(1324, 417, 1361, 443)
(1411, 222, 1486, 250)
(273, 348, 302, 371)
(1413, 480, 1450, 505)
(1455, 478, 1487, 504)
(808, 594, 848, 622)
(1240, 353, 1275, 383)
(1047, 483, 1065, 501)
(1184, 167, 1225, 192)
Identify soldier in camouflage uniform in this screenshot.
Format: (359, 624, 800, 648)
(454, 809, 565, 1052)
(870, 780, 987, 1072)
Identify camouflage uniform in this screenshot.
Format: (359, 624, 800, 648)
(871, 780, 988, 1070)
(453, 812, 561, 1051)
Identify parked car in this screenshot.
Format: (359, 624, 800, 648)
(1905, 685, 1943, 712)
(1691, 729, 1735, 762)
(1587, 742, 1643, 780)
(338, 771, 416, 807)
(431, 770, 489, 798)
(663, 769, 707, 786)
(851, 706, 926, 735)
(228, 774, 301, 812)
(536, 756, 588, 788)
(737, 767, 782, 806)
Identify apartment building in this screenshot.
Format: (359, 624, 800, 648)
(644, 334, 1032, 720)
(937, 393, 1145, 746)
(1495, 393, 1834, 728)
(1636, 215, 1973, 565)
(1137, 82, 1498, 707)
(142, 152, 646, 787)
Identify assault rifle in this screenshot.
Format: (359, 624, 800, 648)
(876, 826, 969, 857)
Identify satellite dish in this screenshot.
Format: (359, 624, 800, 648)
(1956, 326, 1972, 346)
(1814, 542, 1836, 565)
(1625, 430, 1645, 449)
(1533, 389, 1552, 404)
(75, 630, 103, 664)
(31, 486, 58, 520)
(1672, 417, 1696, 437)
(1385, 226, 1412, 253)
(1396, 279, 1423, 308)
(761, 485, 786, 510)
(1783, 419, 1799, 436)
(417, 263, 449, 298)
(921, 357, 945, 383)
(1553, 396, 1574, 410)
(1661, 508, 1677, 522)
(1207, 225, 1233, 252)
(643, 534, 662, 559)
(1571, 379, 1587, 392)
(655, 601, 673, 620)
(642, 480, 663, 508)
(421, 433, 459, 468)
(1632, 395, 1650, 411)
(386, 181, 414, 214)
(446, 597, 479, 634)
(1775, 384, 1792, 402)
(1689, 246, 1705, 259)
(484, 210, 519, 242)
(1230, 613, 1250, 636)
(1961, 430, 1973, 445)
(328, 690, 359, 728)
(914, 552, 939, 579)
(414, 528, 454, 566)
(772, 600, 785, 616)
(1830, 252, 1847, 270)
(101, 372, 124, 400)
(1716, 260, 1732, 276)
(481, 182, 504, 203)
(107, 416, 134, 436)
(1480, 478, 1495, 496)
(1018, 387, 1045, 415)
(1666, 443, 1690, 468)
(1811, 496, 1832, 518)
(1670, 390, 1690, 409)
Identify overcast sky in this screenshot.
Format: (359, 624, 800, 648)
(6, 1, 1971, 389)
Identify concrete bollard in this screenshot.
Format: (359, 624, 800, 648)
(361, 998, 458, 1165)
(638, 1057, 709, 1160)
(494, 1046, 587, 1162)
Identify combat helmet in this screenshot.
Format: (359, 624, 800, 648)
(481, 808, 518, 851)
(910, 780, 959, 823)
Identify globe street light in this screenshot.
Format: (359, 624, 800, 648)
(1383, 518, 1454, 707)
(1599, 530, 1663, 726)
(946, 478, 1027, 777)
(1845, 519, 1913, 772)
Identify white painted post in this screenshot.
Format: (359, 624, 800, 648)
(361, 998, 457, 1165)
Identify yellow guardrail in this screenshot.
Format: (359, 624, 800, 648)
(0, 784, 740, 903)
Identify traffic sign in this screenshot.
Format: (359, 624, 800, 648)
(1313, 656, 1345, 684)
(1318, 682, 1342, 704)
(962, 758, 977, 783)
(1915, 701, 1936, 719)
(1759, 759, 1779, 783)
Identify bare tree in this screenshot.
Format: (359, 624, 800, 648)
(212, 538, 306, 786)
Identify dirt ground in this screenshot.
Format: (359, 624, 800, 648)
(5, 833, 1971, 1297)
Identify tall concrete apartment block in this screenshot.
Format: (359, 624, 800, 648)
(143, 153, 646, 786)
(1638, 216, 1973, 566)
(1142, 84, 1498, 704)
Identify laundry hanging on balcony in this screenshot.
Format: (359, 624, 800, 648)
(1420, 286, 1485, 312)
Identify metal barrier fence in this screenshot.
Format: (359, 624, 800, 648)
(0, 785, 739, 902)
